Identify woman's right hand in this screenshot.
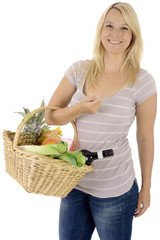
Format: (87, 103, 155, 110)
(45, 75, 103, 125)
(79, 95, 103, 114)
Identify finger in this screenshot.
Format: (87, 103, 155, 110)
(96, 94, 103, 102)
(135, 206, 146, 217)
(135, 200, 142, 215)
(89, 97, 102, 106)
(96, 93, 103, 100)
(135, 203, 149, 217)
(98, 93, 103, 98)
(134, 205, 143, 217)
(87, 96, 96, 102)
(83, 95, 95, 101)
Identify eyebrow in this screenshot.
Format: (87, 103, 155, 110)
(105, 21, 129, 26)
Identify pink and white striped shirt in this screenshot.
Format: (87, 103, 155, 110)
(65, 60, 157, 198)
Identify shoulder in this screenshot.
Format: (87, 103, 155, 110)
(64, 59, 91, 87)
(137, 68, 154, 82)
(135, 69, 156, 91)
(65, 59, 91, 74)
(134, 69, 157, 105)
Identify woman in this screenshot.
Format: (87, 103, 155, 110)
(45, 2, 157, 240)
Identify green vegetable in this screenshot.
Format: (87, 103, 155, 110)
(19, 141, 68, 156)
(51, 141, 68, 154)
(67, 151, 86, 167)
(57, 151, 86, 167)
(19, 141, 86, 167)
(57, 153, 78, 167)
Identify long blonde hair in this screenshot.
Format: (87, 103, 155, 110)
(82, 2, 143, 88)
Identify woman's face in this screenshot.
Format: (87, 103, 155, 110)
(101, 8, 132, 56)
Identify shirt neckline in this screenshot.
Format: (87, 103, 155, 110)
(80, 78, 126, 101)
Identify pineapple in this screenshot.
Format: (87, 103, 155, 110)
(16, 100, 50, 146)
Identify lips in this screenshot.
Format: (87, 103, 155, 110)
(108, 39, 123, 44)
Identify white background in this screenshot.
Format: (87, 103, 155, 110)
(0, 0, 159, 239)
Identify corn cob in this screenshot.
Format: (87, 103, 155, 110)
(19, 141, 68, 155)
(56, 153, 78, 167)
(67, 151, 86, 167)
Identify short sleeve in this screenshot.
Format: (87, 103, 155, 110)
(64, 60, 88, 88)
(133, 70, 157, 105)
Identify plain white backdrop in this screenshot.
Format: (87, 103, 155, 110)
(0, 0, 159, 239)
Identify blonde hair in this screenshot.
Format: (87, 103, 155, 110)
(81, 2, 143, 88)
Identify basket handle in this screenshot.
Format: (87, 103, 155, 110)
(13, 106, 78, 150)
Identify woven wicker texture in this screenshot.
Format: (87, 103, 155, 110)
(3, 106, 94, 197)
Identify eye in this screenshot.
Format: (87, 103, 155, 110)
(106, 24, 113, 29)
(121, 26, 129, 31)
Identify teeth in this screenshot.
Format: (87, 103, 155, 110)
(108, 40, 122, 44)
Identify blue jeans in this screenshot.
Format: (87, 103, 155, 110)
(59, 180, 138, 240)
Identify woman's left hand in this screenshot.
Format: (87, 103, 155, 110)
(134, 188, 150, 217)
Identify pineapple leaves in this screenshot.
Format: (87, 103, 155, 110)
(16, 112, 26, 117)
(16, 99, 50, 144)
(40, 99, 45, 107)
(36, 99, 45, 123)
(36, 110, 45, 123)
(23, 108, 30, 115)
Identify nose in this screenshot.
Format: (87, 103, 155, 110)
(110, 28, 122, 38)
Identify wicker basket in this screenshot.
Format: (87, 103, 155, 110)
(3, 106, 94, 197)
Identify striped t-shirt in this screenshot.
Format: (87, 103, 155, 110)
(65, 60, 157, 198)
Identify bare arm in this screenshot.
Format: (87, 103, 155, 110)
(135, 93, 157, 217)
(45, 76, 103, 125)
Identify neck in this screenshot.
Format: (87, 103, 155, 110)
(103, 53, 124, 73)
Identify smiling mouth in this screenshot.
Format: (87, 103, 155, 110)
(108, 39, 123, 44)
